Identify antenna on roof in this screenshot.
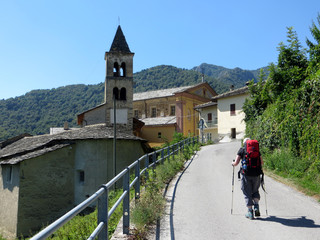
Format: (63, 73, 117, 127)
(200, 66, 204, 83)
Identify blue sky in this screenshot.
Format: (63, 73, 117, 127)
(0, 0, 319, 100)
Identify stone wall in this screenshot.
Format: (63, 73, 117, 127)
(74, 138, 145, 205)
(17, 146, 75, 237)
(0, 164, 20, 239)
(81, 104, 106, 127)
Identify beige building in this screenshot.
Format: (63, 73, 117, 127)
(194, 101, 218, 143)
(195, 85, 249, 142)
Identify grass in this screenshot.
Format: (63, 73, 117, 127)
(263, 148, 320, 202)
(16, 188, 128, 240)
(130, 143, 199, 238)
(48, 188, 137, 240)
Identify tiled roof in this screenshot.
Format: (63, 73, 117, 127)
(0, 124, 144, 165)
(211, 85, 249, 100)
(194, 101, 217, 109)
(141, 116, 176, 126)
(133, 85, 196, 101)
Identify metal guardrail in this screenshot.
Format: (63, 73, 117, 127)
(30, 136, 198, 240)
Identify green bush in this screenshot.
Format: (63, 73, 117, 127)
(131, 180, 165, 231)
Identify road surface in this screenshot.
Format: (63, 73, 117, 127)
(160, 141, 320, 240)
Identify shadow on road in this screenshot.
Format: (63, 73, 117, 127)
(257, 215, 320, 228)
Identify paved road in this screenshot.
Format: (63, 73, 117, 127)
(160, 141, 320, 240)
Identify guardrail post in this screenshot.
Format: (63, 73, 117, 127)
(98, 187, 108, 240)
(167, 146, 170, 162)
(145, 154, 149, 182)
(135, 160, 140, 200)
(123, 168, 130, 234)
(173, 144, 176, 160)
(161, 149, 164, 164)
(152, 152, 156, 172)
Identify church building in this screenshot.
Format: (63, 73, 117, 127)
(77, 26, 135, 132)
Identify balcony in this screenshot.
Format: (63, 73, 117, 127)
(198, 119, 218, 129)
(206, 120, 218, 128)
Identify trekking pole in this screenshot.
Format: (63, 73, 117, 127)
(231, 160, 235, 214)
(263, 181, 268, 216)
(264, 190, 268, 216)
(261, 174, 268, 216)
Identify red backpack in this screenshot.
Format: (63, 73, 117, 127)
(242, 139, 262, 175)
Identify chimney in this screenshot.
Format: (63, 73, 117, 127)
(64, 122, 69, 130)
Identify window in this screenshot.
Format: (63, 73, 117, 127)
(207, 113, 212, 122)
(120, 62, 126, 77)
(151, 107, 157, 118)
(187, 109, 191, 121)
(6, 166, 13, 183)
(113, 87, 119, 100)
(230, 104, 236, 116)
(158, 132, 161, 138)
(134, 110, 139, 118)
(170, 105, 175, 116)
(113, 62, 119, 77)
(120, 87, 126, 100)
(79, 171, 85, 183)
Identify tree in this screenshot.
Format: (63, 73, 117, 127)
(306, 13, 320, 74)
(269, 27, 308, 98)
(243, 69, 270, 123)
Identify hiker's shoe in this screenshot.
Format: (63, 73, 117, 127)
(254, 204, 260, 217)
(245, 209, 254, 220)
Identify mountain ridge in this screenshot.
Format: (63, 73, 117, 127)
(0, 63, 268, 141)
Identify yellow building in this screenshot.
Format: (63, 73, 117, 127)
(133, 83, 217, 147)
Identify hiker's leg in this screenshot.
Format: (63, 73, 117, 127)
(252, 176, 261, 217)
(241, 175, 254, 207)
(252, 176, 261, 201)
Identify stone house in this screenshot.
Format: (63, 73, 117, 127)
(132, 83, 217, 147)
(0, 26, 147, 239)
(195, 85, 249, 142)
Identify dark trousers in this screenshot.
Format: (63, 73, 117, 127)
(241, 174, 260, 207)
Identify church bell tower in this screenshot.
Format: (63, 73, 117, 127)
(104, 26, 134, 132)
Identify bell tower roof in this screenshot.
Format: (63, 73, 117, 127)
(109, 25, 131, 53)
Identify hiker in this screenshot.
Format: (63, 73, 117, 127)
(232, 138, 264, 219)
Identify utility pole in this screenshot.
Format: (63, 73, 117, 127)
(113, 94, 116, 178)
